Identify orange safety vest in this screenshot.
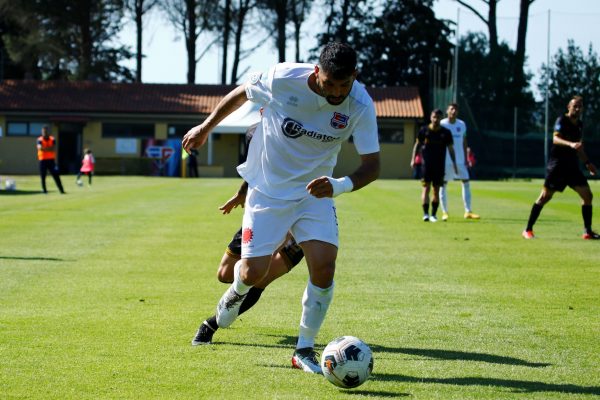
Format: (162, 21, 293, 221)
(37, 135, 56, 161)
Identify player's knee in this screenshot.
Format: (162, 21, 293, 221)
(240, 258, 270, 285)
(217, 264, 234, 283)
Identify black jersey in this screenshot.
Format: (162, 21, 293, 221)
(417, 125, 454, 167)
(550, 115, 583, 165)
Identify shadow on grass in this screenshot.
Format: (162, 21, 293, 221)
(0, 190, 44, 196)
(370, 345, 551, 368)
(0, 255, 67, 261)
(260, 336, 549, 368)
(375, 373, 600, 396)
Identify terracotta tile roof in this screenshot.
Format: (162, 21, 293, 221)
(366, 86, 424, 119)
(0, 80, 422, 119)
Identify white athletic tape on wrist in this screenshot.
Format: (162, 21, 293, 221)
(328, 176, 354, 197)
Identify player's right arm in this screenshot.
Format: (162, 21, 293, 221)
(182, 84, 248, 153)
(553, 132, 582, 150)
(410, 138, 421, 168)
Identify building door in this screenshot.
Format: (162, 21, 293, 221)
(58, 123, 83, 174)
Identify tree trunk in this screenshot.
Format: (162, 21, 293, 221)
(78, 0, 93, 80)
(275, 0, 287, 62)
(488, 0, 498, 58)
(513, 0, 533, 96)
(221, 0, 231, 84)
(135, 0, 143, 82)
(185, 0, 197, 84)
(230, 0, 247, 84)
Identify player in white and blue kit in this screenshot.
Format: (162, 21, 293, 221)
(440, 103, 480, 220)
(182, 43, 380, 374)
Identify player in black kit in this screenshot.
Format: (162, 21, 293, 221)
(523, 95, 599, 240)
(192, 121, 305, 345)
(411, 109, 458, 222)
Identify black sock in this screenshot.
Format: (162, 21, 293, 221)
(582, 204, 593, 233)
(206, 316, 219, 331)
(431, 201, 439, 217)
(239, 287, 264, 315)
(422, 203, 429, 215)
(526, 203, 543, 231)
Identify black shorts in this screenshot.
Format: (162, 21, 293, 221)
(544, 161, 588, 192)
(421, 163, 445, 187)
(225, 227, 304, 270)
(226, 228, 244, 258)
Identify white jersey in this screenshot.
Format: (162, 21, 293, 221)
(237, 62, 380, 200)
(441, 118, 467, 166)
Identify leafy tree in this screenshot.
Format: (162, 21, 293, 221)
(539, 40, 600, 138)
(0, 0, 133, 81)
(455, 0, 499, 58)
(160, 0, 219, 84)
(313, 0, 452, 112)
(457, 32, 535, 131)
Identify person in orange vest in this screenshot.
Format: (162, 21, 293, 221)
(37, 125, 65, 194)
(76, 148, 95, 186)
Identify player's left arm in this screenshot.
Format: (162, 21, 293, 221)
(577, 143, 597, 176)
(462, 136, 469, 167)
(306, 152, 380, 198)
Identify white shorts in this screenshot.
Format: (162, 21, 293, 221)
(241, 187, 339, 258)
(444, 162, 470, 182)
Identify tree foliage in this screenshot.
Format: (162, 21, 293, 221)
(0, 0, 134, 81)
(457, 32, 535, 132)
(539, 40, 600, 137)
(313, 0, 452, 112)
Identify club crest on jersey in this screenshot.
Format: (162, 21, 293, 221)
(330, 112, 349, 129)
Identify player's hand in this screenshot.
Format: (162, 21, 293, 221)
(571, 141, 582, 150)
(410, 160, 414, 168)
(218, 192, 246, 214)
(587, 162, 597, 176)
(182, 124, 210, 154)
(306, 176, 334, 198)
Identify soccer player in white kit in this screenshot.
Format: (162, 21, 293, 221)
(182, 42, 380, 374)
(440, 103, 480, 220)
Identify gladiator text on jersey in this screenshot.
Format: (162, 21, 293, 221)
(281, 118, 338, 143)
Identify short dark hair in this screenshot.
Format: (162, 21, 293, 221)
(448, 102, 459, 109)
(570, 95, 583, 103)
(319, 42, 357, 79)
(432, 109, 443, 116)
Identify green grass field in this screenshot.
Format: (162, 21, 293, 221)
(1, 175, 599, 399)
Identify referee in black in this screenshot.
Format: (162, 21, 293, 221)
(523, 95, 599, 239)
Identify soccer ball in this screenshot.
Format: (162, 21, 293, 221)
(4, 179, 16, 191)
(321, 336, 373, 389)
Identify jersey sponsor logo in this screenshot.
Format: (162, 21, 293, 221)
(242, 227, 253, 244)
(281, 118, 338, 143)
(330, 112, 349, 129)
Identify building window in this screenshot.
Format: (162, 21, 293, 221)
(378, 127, 404, 144)
(6, 121, 49, 136)
(103, 123, 154, 138)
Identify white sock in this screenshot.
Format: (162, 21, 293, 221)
(440, 182, 448, 213)
(232, 260, 251, 295)
(462, 181, 472, 213)
(296, 280, 334, 349)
